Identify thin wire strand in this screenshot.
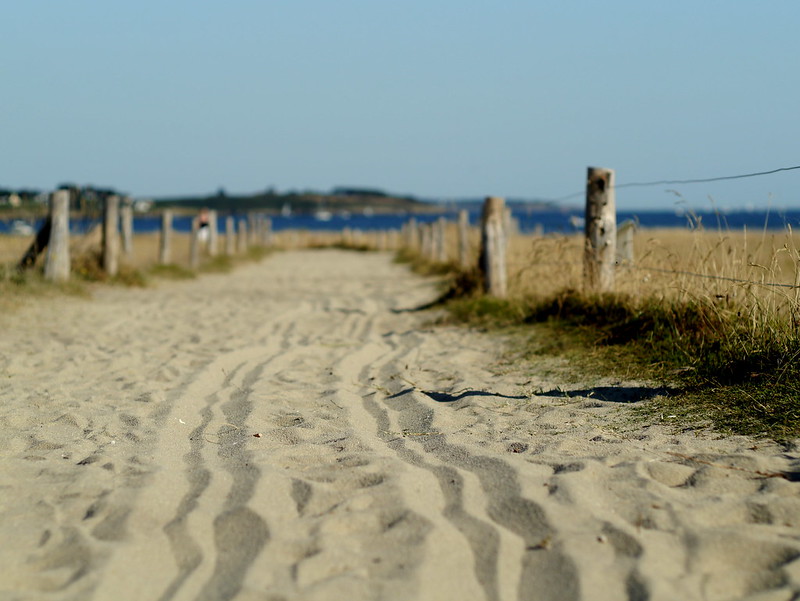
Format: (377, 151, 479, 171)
(513, 259, 800, 289)
(624, 263, 800, 290)
(550, 164, 800, 202)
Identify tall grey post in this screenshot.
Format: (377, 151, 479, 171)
(263, 217, 272, 246)
(479, 196, 508, 297)
(189, 216, 200, 269)
(208, 210, 219, 257)
(44, 190, 71, 282)
(616, 219, 635, 266)
(407, 218, 418, 253)
(238, 219, 249, 254)
(458, 209, 470, 269)
(225, 217, 236, 255)
(436, 217, 448, 263)
(584, 167, 616, 292)
(248, 213, 258, 246)
(102, 195, 120, 276)
(121, 198, 134, 258)
(159, 210, 173, 265)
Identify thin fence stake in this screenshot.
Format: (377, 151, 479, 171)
(616, 219, 636, 265)
(458, 209, 470, 269)
(208, 210, 219, 257)
(584, 167, 616, 292)
(238, 219, 248, 254)
(159, 210, 173, 264)
(436, 217, 447, 263)
(479, 196, 508, 297)
(44, 190, 70, 282)
(225, 216, 235, 256)
(121, 198, 134, 258)
(102, 195, 120, 276)
(189, 215, 200, 269)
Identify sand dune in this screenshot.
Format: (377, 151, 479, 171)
(0, 250, 798, 601)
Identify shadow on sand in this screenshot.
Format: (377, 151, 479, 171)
(533, 386, 673, 404)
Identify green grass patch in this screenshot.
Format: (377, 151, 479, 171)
(0, 265, 88, 312)
(147, 263, 196, 280)
(393, 248, 461, 277)
(199, 255, 234, 274)
(441, 286, 800, 441)
(70, 253, 148, 287)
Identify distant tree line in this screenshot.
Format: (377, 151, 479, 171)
(0, 183, 126, 213)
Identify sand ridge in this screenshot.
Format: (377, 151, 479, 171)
(0, 249, 798, 601)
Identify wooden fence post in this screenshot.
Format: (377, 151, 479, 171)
(189, 216, 201, 269)
(421, 223, 432, 261)
(458, 209, 470, 269)
(248, 213, 258, 246)
(121, 198, 134, 258)
(435, 217, 447, 262)
(238, 219, 248, 254)
(225, 217, 235, 255)
(584, 167, 616, 292)
(44, 190, 70, 282)
(159, 210, 173, 264)
(407, 218, 418, 253)
(479, 196, 507, 297)
(263, 217, 272, 246)
(616, 219, 635, 265)
(208, 210, 219, 256)
(102, 195, 120, 276)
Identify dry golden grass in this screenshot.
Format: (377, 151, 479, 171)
(500, 226, 800, 339)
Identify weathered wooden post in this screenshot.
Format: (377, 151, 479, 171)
(584, 167, 617, 292)
(407, 218, 419, 253)
(120, 198, 134, 258)
(479, 196, 507, 297)
(159, 210, 173, 264)
(102, 195, 120, 276)
(208, 210, 219, 256)
(458, 209, 470, 269)
(248, 213, 258, 246)
(263, 217, 272, 246)
(255, 215, 265, 246)
(616, 219, 635, 266)
(225, 216, 235, 255)
(44, 190, 70, 282)
(421, 223, 432, 261)
(189, 216, 201, 269)
(436, 217, 447, 263)
(238, 219, 248, 254)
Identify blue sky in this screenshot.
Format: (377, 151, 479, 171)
(3, 1, 799, 209)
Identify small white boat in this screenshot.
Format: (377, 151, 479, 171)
(568, 215, 585, 229)
(10, 220, 35, 236)
(314, 210, 332, 222)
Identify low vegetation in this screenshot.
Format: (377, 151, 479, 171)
(418, 225, 800, 441)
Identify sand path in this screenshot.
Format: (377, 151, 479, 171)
(0, 250, 799, 601)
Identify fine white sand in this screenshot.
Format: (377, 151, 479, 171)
(0, 249, 798, 601)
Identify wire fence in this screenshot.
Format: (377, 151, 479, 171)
(550, 163, 800, 202)
(506, 162, 800, 292)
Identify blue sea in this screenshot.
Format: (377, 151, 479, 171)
(2, 208, 800, 236)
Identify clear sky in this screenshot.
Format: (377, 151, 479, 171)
(3, 1, 799, 209)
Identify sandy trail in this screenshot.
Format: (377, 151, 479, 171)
(0, 250, 798, 601)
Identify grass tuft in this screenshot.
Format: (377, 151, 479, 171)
(442, 286, 800, 441)
(148, 263, 196, 280)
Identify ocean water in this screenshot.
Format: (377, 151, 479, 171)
(2, 208, 800, 236)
